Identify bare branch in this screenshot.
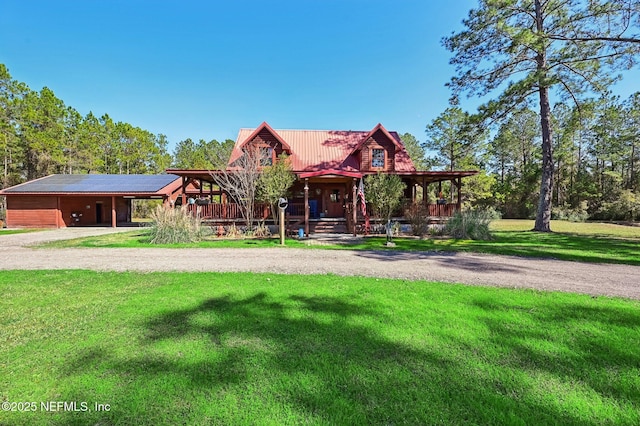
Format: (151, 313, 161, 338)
(208, 146, 268, 230)
(556, 76, 582, 112)
(546, 34, 640, 43)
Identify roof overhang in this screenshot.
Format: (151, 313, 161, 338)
(349, 123, 403, 156)
(229, 121, 293, 166)
(165, 169, 479, 183)
(165, 169, 218, 182)
(390, 170, 479, 183)
(1, 192, 173, 197)
(297, 169, 363, 179)
(241, 122, 291, 151)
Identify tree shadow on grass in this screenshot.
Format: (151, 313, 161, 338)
(353, 250, 527, 273)
(57, 291, 639, 425)
(470, 298, 640, 406)
(489, 232, 640, 265)
(350, 233, 640, 265)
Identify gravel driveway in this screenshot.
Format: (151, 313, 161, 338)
(1, 227, 639, 300)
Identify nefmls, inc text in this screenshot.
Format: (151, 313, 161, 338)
(40, 401, 111, 412)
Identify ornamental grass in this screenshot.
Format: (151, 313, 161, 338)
(148, 205, 208, 244)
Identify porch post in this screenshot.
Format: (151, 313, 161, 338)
(422, 176, 427, 209)
(181, 177, 187, 206)
(352, 178, 357, 236)
(304, 179, 309, 236)
(450, 179, 455, 203)
(456, 177, 462, 211)
(222, 191, 227, 219)
(111, 196, 117, 228)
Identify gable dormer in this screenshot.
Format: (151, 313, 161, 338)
(351, 124, 402, 172)
(228, 122, 292, 167)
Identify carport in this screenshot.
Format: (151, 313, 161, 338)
(0, 174, 182, 228)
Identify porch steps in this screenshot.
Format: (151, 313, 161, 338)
(310, 219, 348, 234)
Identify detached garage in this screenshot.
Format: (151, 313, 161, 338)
(0, 174, 182, 228)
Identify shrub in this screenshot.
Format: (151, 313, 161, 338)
(594, 191, 640, 221)
(148, 205, 208, 244)
(252, 222, 272, 238)
(445, 209, 493, 240)
(225, 223, 242, 238)
(552, 201, 589, 222)
(482, 206, 503, 220)
(404, 202, 429, 236)
(132, 199, 163, 219)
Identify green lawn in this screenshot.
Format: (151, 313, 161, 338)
(0, 228, 41, 236)
(1, 271, 639, 425)
(38, 220, 640, 265)
(349, 220, 640, 265)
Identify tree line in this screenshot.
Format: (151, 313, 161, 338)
(422, 93, 640, 222)
(0, 64, 233, 190)
(442, 0, 640, 230)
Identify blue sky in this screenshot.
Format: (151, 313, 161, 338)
(1, 1, 638, 153)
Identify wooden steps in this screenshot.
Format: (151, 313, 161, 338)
(309, 219, 348, 234)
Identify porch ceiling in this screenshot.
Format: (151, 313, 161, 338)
(395, 170, 479, 184)
(165, 169, 479, 185)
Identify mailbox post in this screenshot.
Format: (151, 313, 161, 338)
(278, 197, 288, 245)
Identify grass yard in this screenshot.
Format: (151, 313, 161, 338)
(37, 228, 312, 249)
(1, 271, 639, 425)
(38, 220, 640, 265)
(0, 228, 41, 236)
(350, 220, 640, 265)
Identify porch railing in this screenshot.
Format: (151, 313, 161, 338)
(185, 202, 459, 221)
(285, 203, 306, 217)
(427, 203, 457, 217)
(186, 203, 271, 220)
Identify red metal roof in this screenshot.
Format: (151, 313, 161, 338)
(231, 123, 416, 174)
(349, 123, 403, 155)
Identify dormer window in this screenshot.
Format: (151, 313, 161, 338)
(260, 146, 274, 166)
(372, 148, 385, 168)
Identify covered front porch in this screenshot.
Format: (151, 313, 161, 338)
(167, 169, 478, 235)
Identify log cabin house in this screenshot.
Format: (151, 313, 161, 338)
(167, 122, 478, 235)
(0, 122, 478, 232)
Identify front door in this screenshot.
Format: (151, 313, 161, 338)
(325, 187, 344, 218)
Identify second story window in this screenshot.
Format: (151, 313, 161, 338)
(371, 148, 385, 168)
(260, 146, 274, 166)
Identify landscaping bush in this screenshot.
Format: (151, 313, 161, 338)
(148, 205, 208, 244)
(482, 206, 503, 220)
(445, 209, 493, 240)
(225, 223, 242, 238)
(593, 190, 640, 221)
(131, 199, 163, 219)
(552, 201, 589, 222)
(251, 222, 272, 238)
(404, 202, 429, 236)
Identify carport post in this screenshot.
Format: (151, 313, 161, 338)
(111, 196, 117, 228)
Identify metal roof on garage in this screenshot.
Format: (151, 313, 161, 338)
(0, 174, 181, 195)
